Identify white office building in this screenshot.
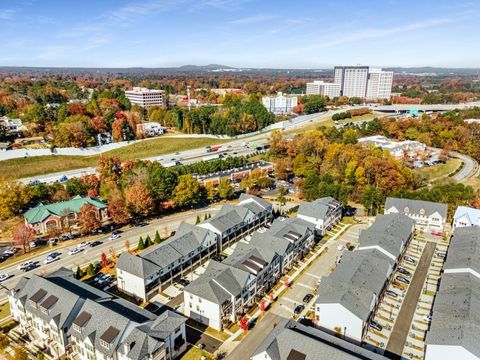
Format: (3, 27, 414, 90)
(125, 87, 166, 108)
(261, 92, 298, 114)
(366, 69, 394, 100)
(305, 81, 341, 98)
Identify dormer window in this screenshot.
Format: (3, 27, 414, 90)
(99, 326, 120, 349)
(72, 311, 92, 333)
(419, 209, 425, 215)
(404, 207, 409, 214)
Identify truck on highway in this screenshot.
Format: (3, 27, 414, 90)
(202, 154, 224, 162)
(206, 145, 222, 153)
(163, 161, 182, 168)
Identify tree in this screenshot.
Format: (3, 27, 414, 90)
(138, 237, 145, 250)
(239, 316, 249, 331)
(173, 175, 202, 207)
(195, 215, 201, 224)
(109, 247, 117, 264)
(154, 231, 161, 244)
(108, 196, 131, 225)
(0, 180, 33, 220)
(259, 300, 266, 312)
(87, 263, 96, 276)
(145, 235, 153, 247)
(13, 346, 29, 360)
(13, 223, 35, 254)
(0, 333, 10, 351)
(218, 178, 233, 199)
(97, 156, 122, 184)
(276, 186, 287, 209)
(100, 252, 108, 268)
(75, 266, 84, 279)
(302, 95, 326, 114)
(124, 239, 131, 252)
(204, 181, 217, 201)
(78, 203, 101, 234)
(125, 183, 154, 217)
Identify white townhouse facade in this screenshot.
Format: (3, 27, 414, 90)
(453, 206, 480, 231)
(297, 197, 343, 236)
(9, 269, 187, 360)
(261, 92, 298, 114)
(116, 195, 272, 302)
(305, 81, 341, 98)
(384, 197, 448, 233)
(125, 87, 167, 108)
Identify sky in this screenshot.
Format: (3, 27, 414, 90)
(0, 0, 479, 68)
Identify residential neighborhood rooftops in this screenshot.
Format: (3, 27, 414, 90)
(24, 195, 107, 224)
(385, 197, 448, 219)
(454, 206, 480, 225)
(223, 241, 277, 275)
(252, 318, 388, 360)
(444, 225, 480, 274)
(298, 196, 341, 220)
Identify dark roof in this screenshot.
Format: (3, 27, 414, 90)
(287, 349, 307, 360)
(40, 295, 59, 310)
(30, 288, 47, 303)
(73, 311, 92, 327)
(100, 326, 121, 344)
(385, 197, 447, 219)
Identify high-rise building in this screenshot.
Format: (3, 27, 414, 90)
(305, 81, 341, 98)
(333, 66, 393, 99)
(366, 68, 394, 99)
(262, 92, 298, 114)
(334, 66, 370, 98)
(125, 87, 166, 108)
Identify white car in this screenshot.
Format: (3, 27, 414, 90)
(0, 274, 10, 282)
(17, 261, 34, 270)
(78, 242, 89, 248)
(336, 244, 345, 251)
(68, 248, 83, 256)
(108, 234, 120, 241)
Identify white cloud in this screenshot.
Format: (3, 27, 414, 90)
(0, 9, 17, 20)
(227, 14, 276, 25)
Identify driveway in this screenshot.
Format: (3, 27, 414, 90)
(186, 325, 223, 354)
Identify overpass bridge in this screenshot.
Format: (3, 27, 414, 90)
(372, 102, 480, 113)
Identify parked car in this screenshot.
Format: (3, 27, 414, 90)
(23, 263, 40, 272)
(385, 290, 399, 298)
(396, 276, 410, 285)
(48, 238, 58, 245)
(294, 305, 305, 315)
(403, 256, 416, 264)
(29, 241, 38, 248)
(108, 234, 121, 241)
(89, 241, 102, 247)
(397, 268, 412, 277)
(422, 315, 432, 322)
(68, 248, 83, 256)
(336, 244, 345, 251)
(17, 261, 35, 270)
(198, 343, 206, 350)
(302, 294, 314, 303)
(435, 252, 446, 258)
(3, 247, 19, 255)
(178, 279, 190, 287)
(370, 320, 383, 331)
(0, 273, 11, 282)
(97, 274, 113, 286)
(0, 255, 9, 263)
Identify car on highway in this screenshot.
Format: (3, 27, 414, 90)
(108, 234, 121, 241)
(396, 276, 410, 285)
(403, 256, 416, 264)
(78, 242, 89, 248)
(385, 290, 399, 298)
(17, 261, 35, 270)
(397, 268, 412, 277)
(44, 252, 61, 264)
(370, 320, 383, 331)
(0, 274, 11, 282)
(294, 305, 305, 315)
(23, 262, 40, 272)
(89, 241, 102, 247)
(303, 294, 314, 303)
(68, 247, 84, 256)
(137, 221, 148, 227)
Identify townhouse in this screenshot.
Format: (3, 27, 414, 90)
(251, 318, 389, 360)
(384, 197, 447, 233)
(8, 268, 186, 360)
(183, 215, 315, 331)
(425, 226, 480, 359)
(453, 206, 480, 231)
(297, 196, 343, 236)
(315, 214, 415, 342)
(116, 195, 272, 302)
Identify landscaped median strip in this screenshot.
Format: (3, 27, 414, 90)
(223, 223, 352, 344)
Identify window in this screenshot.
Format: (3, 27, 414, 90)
(100, 339, 110, 348)
(404, 207, 409, 214)
(196, 305, 200, 312)
(189, 302, 192, 308)
(198, 298, 202, 303)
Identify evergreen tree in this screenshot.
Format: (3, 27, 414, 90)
(145, 235, 153, 247)
(75, 266, 83, 279)
(195, 215, 201, 224)
(154, 230, 161, 244)
(204, 213, 208, 221)
(87, 263, 95, 276)
(137, 236, 145, 250)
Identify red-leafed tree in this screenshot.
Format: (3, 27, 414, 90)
(239, 316, 249, 331)
(108, 196, 131, 225)
(77, 203, 101, 234)
(13, 223, 35, 254)
(125, 183, 154, 217)
(100, 252, 108, 268)
(283, 279, 290, 287)
(260, 300, 266, 312)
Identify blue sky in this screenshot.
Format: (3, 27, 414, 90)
(0, 0, 479, 68)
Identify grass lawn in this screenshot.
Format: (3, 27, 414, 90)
(180, 346, 213, 360)
(0, 137, 228, 180)
(415, 158, 462, 181)
(336, 112, 379, 124)
(0, 302, 11, 322)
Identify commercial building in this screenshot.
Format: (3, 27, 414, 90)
(8, 268, 187, 360)
(0, 116, 26, 135)
(24, 196, 108, 235)
(425, 226, 480, 359)
(384, 197, 448, 233)
(297, 196, 343, 236)
(116, 194, 272, 302)
(453, 206, 480, 230)
(315, 214, 414, 342)
(193, 161, 274, 186)
(125, 87, 166, 108)
(251, 318, 389, 360)
(262, 92, 298, 114)
(136, 122, 165, 137)
(358, 135, 427, 159)
(334, 66, 393, 99)
(305, 80, 341, 98)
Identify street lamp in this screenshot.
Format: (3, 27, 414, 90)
(344, 326, 347, 339)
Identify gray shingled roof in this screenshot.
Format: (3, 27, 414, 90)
(298, 197, 341, 220)
(205, 204, 248, 233)
(116, 252, 161, 279)
(239, 193, 271, 210)
(184, 260, 252, 305)
(359, 213, 414, 258)
(253, 318, 389, 360)
(316, 249, 395, 321)
(385, 197, 448, 219)
(444, 225, 480, 274)
(223, 241, 277, 274)
(426, 272, 480, 357)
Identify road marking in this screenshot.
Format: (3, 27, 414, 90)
(282, 297, 298, 305)
(305, 272, 321, 279)
(297, 282, 315, 291)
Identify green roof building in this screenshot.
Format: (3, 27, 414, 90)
(24, 195, 108, 234)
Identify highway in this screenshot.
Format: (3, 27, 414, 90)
(0, 206, 220, 304)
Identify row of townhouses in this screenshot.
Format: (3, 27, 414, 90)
(116, 194, 273, 302)
(425, 225, 480, 360)
(315, 213, 415, 342)
(8, 268, 187, 360)
(183, 197, 343, 331)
